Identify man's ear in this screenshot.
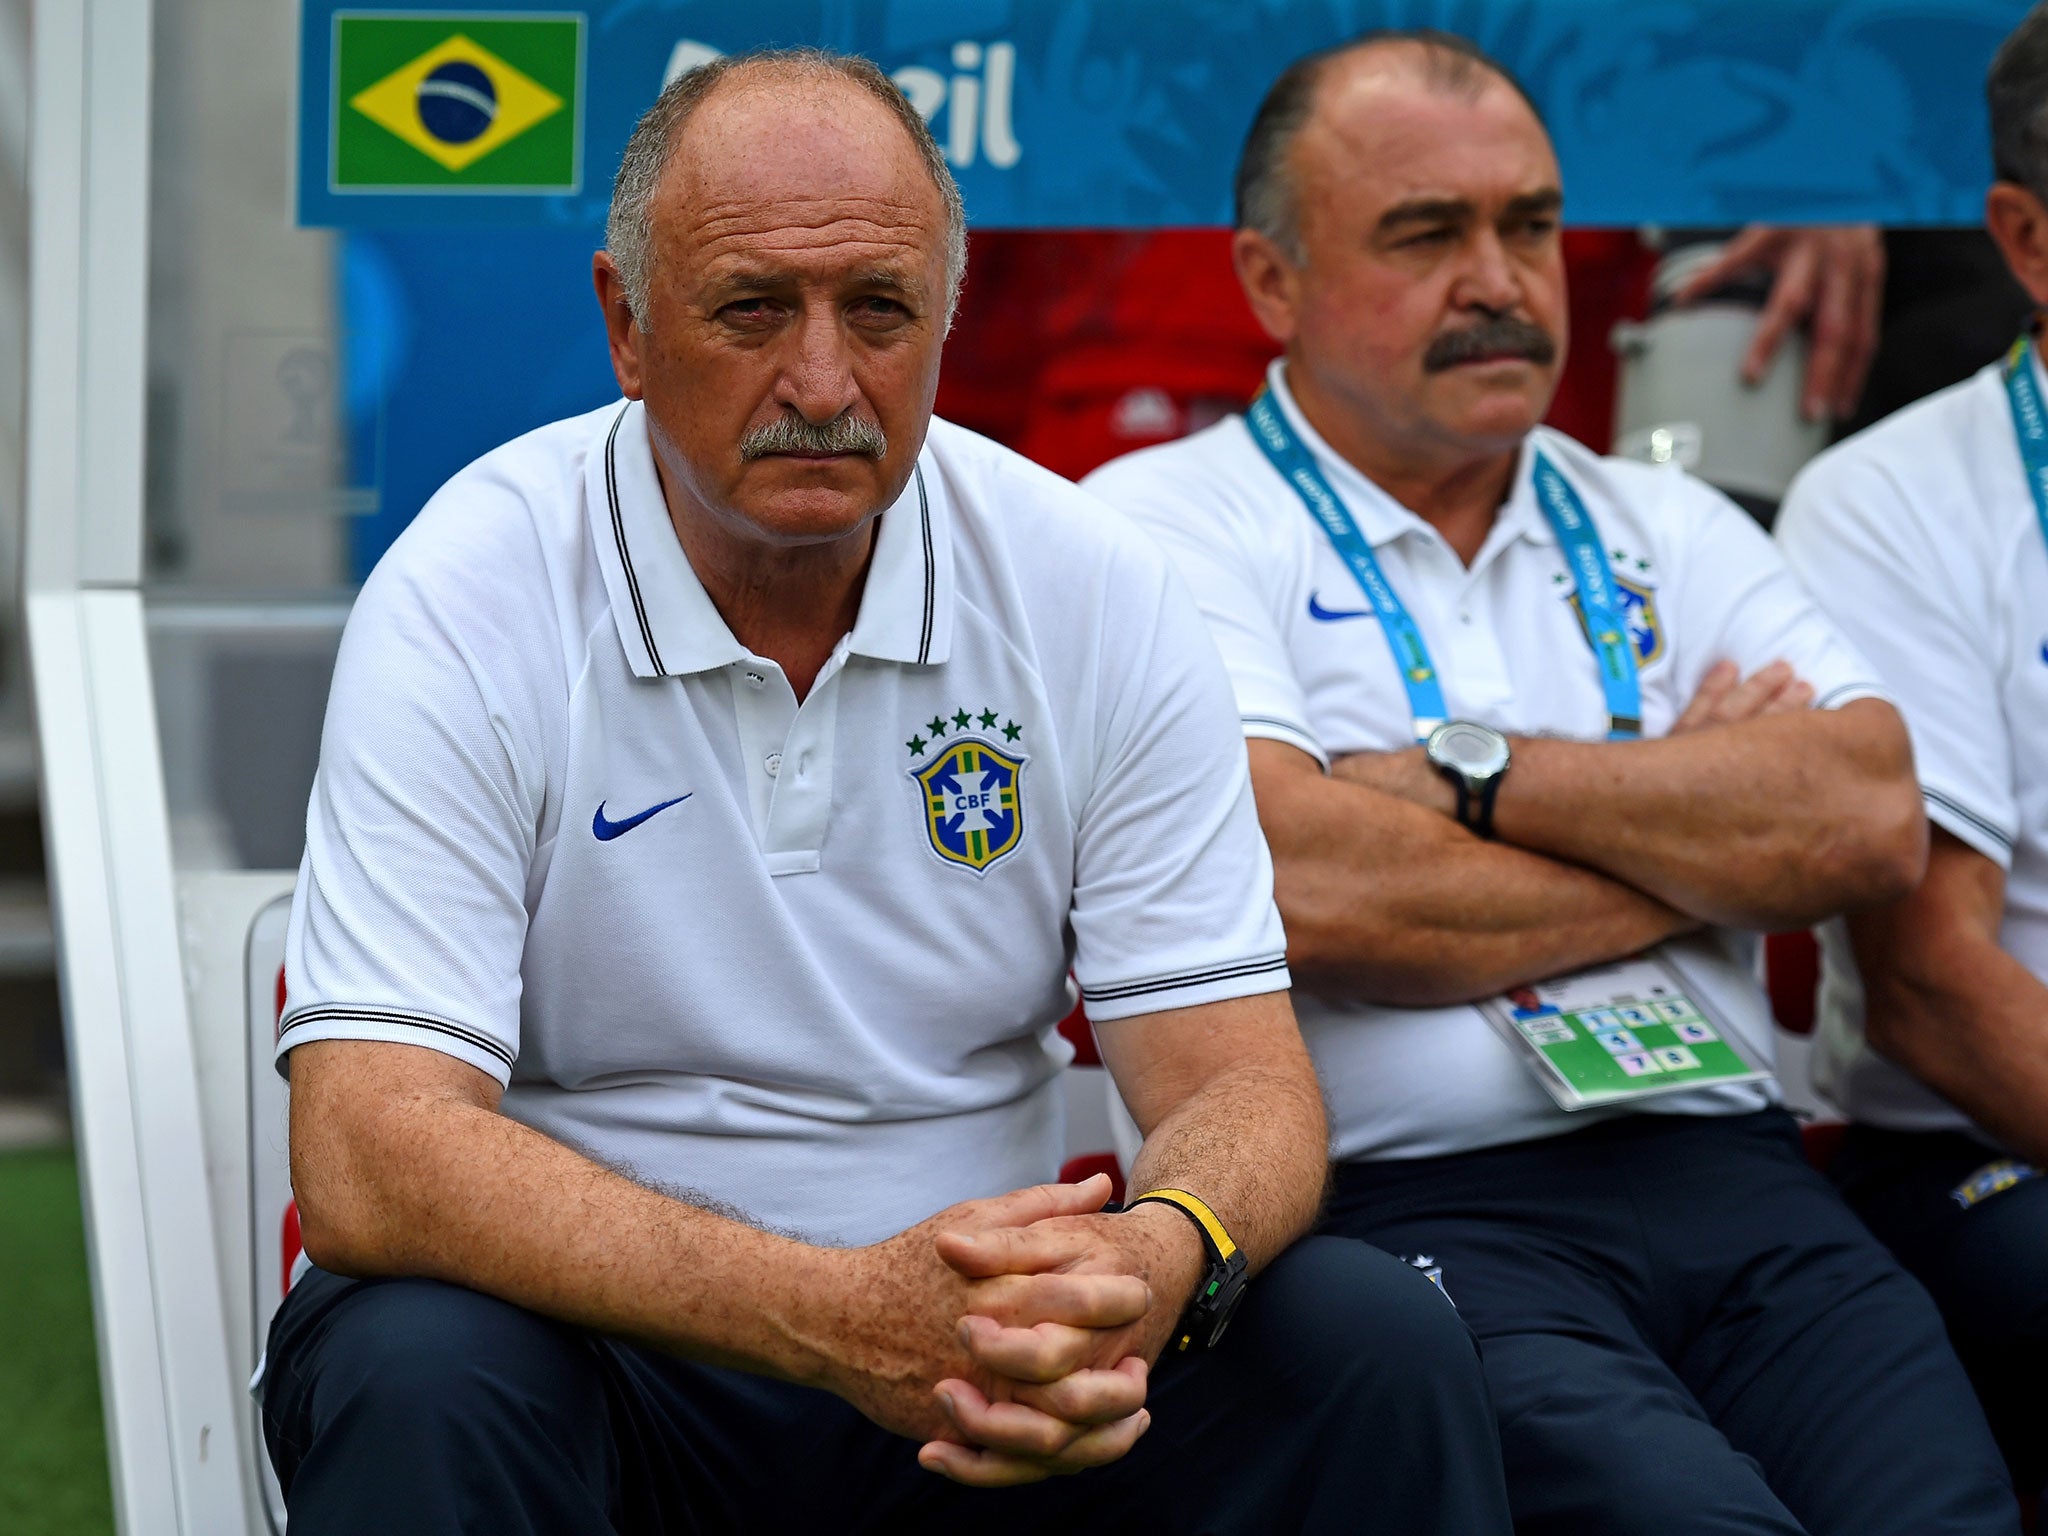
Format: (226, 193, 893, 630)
(592, 252, 647, 400)
(1232, 227, 1303, 347)
(1986, 181, 2048, 310)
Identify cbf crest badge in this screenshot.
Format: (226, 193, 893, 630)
(1567, 573, 1665, 667)
(906, 708, 1028, 875)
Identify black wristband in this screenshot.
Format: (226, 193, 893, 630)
(1472, 773, 1502, 839)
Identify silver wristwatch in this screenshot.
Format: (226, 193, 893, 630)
(1425, 720, 1511, 839)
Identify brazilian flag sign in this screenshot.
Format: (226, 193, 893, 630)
(330, 12, 584, 193)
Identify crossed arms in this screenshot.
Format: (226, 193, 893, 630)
(1253, 664, 1925, 1010)
(289, 984, 1327, 1489)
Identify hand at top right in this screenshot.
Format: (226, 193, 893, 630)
(1669, 659, 1813, 736)
(1670, 223, 1885, 422)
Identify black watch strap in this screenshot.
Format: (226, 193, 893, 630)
(1444, 766, 1502, 839)
(1448, 771, 1473, 829)
(1471, 771, 1502, 839)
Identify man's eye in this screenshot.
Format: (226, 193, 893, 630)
(852, 296, 909, 320)
(1402, 228, 1455, 248)
(720, 299, 780, 323)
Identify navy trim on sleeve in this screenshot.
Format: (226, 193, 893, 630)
(1241, 714, 1313, 736)
(1082, 954, 1290, 1005)
(1923, 787, 2015, 852)
(278, 1004, 517, 1072)
(1813, 682, 1882, 711)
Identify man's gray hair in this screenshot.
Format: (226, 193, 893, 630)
(1234, 29, 1545, 263)
(606, 48, 968, 330)
(1991, 4, 2048, 203)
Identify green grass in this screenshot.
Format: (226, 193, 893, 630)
(0, 1148, 114, 1535)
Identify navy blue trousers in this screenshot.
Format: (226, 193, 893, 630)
(1832, 1123, 2048, 1501)
(1320, 1109, 2018, 1536)
(261, 1235, 1514, 1535)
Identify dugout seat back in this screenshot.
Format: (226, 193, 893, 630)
(247, 896, 296, 1531)
(174, 872, 298, 1532)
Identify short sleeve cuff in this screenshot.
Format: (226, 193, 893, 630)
(1921, 784, 2017, 870)
(1813, 682, 1893, 713)
(275, 1003, 517, 1086)
(1241, 715, 1328, 770)
(1078, 953, 1291, 1023)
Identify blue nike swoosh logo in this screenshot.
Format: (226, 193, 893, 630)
(1307, 591, 1372, 622)
(592, 795, 692, 841)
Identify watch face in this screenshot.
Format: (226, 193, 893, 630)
(1430, 721, 1510, 778)
(1207, 1281, 1250, 1349)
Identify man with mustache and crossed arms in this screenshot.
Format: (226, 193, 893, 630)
(1087, 30, 2017, 1536)
(259, 47, 1513, 1536)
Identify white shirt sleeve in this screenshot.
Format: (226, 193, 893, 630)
(1778, 454, 2016, 866)
(1067, 533, 1291, 1022)
(278, 519, 552, 1083)
(1659, 471, 1890, 718)
(1086, 445, 1325, 767)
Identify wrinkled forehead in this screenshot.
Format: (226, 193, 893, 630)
(656, 74, 949, 272)
(1297, 57, 1559, 222)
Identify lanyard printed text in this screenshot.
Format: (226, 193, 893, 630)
(1246, 387, 1642, 742)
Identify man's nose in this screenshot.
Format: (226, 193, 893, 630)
(1452, 230, 1523, 313)
(774, 302, 863, 424)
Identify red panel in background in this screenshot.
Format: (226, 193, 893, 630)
(1765, 930, 1822, 1037)
(1801, 1120, 1846, 1175)
(1057, 1151, 1127, 1203)
(933, 228, 1654, 480)
(937, 230, 1277, 480)
(1057, 996, 1101, 1067)
(1550, 229, 1657, 456)
(281, 1201, 302, 1299)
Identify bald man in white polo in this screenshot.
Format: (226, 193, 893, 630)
(257, 48, 1512, 1536)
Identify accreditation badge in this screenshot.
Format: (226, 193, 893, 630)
(1950, 1158, 2042, 1211)
(1479, 952, 1769, 1111)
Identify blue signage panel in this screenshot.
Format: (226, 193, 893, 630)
(306, 0, 2025, 582)
(301, 0, 2020, 231)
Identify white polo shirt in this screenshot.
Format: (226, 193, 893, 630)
(1085, 362, 1885, 1161)
(1778, 357, 2048, 1139)
(279, 401, 1288, 1245)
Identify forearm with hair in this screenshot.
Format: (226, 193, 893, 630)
(1850, 831, 2048, 1167)
(1255, 741, 1694, 1007)
(1490, 699, 1925, 928)
(289, 1038, 838, 1383)
(1120, 1059, 1328, 1274)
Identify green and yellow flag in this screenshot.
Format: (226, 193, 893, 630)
(331, 12, 583, 192)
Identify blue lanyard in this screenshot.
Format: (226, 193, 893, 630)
(2001, 334, 2048, 553)
(1245, 387, 1642, 742)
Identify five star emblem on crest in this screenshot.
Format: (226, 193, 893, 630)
(907, 707, 1028, 875)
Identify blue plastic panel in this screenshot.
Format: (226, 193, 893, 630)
(300, 0, 2018, 231)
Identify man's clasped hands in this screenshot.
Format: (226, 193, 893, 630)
(804, 1173, 1205, 1488)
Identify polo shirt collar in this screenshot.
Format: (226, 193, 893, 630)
(587, 401, 954, 679)
(1262, 360, 1549, 549)
(846, 442, 955, 666)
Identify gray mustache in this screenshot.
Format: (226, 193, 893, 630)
(739, 412, 888, 461)
(1424, 316, 1557, 372)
